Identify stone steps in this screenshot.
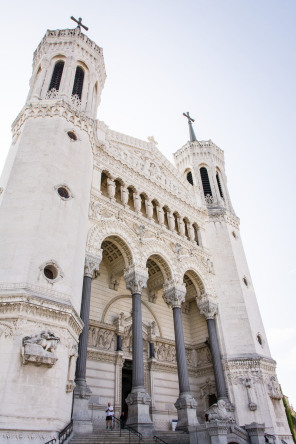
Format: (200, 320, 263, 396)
(69, 429, 189, 444)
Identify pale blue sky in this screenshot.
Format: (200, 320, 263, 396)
(0, 1, 295, 407)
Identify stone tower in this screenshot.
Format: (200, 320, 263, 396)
(0, 27, 106, 441)
(174, 134, 289, 439)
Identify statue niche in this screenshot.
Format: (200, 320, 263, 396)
(21, 330, 60, 367)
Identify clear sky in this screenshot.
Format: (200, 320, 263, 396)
(0, 1, 295, 408)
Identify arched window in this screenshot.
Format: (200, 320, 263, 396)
(200, 167, 212, 196)
(72, 66, 84, 99)
(48, 61, 64, 91)
(186, 171, 194, 185)
(216, 172, 224, 198)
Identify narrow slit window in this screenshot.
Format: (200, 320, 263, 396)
(72, 66, 85, 99)
(186, 171, 194, 185)
(216, 172, 224, 198)
(48, 61, 64, 91)
(200, 167, 212, 196)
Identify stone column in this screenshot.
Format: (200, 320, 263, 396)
(107, 177, 115, 201)
(145, 198, 153, 220)
(121, 184, 129, 207)
(163, 282, 198, 431)
(156, 205, 164, 226)
(197, 298, 228, 403)
(178, 218, 185, 237)
(133, 192, 141, 214)
(167, 210, 175, 231)
(73, 252, 102, 434)
(188, 223, 195, 242)
(124, 264, 155, 436)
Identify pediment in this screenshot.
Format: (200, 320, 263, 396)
(98, 123, 195, 202)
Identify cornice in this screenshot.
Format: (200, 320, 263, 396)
(12, 101, 96, 145)
(0, 294, 83, 338)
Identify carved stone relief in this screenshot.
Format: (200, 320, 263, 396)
(88, 326, 116, 351)
(267, 376, 282, 400)
(21, 330, 60, 366)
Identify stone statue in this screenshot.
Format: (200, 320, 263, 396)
(205, 399, 234, 422)
(22, 330, 60, 366)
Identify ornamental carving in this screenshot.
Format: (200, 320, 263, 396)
(22, 330, 60, 366)
(197, 296, 218, 320)
(84, 251, 102, 278)
(196, 346, 212, 366)
(163, 281, 186, 308)
(267, 376, 282, 400)
(205, 399, 234, 422)
(124, 264, 148, 294)
(88, 326, 116, 351)
(155, 342, 176, 363)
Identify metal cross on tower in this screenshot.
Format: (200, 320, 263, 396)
(70, 16, 89, 31)
(183, 111, 197, 142)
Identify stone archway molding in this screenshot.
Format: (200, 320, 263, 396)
(101, 294, 163, 338)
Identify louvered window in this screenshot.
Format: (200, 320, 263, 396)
(186, 171, 194, 186)
(72, 66, 84, 99)
(48, 61, 64, 91)
(216, 172, 224, 198)
(200, 167, 212, 196)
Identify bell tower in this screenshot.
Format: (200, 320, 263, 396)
(0, 24, 106, 441)
(174, 116, 289, 438)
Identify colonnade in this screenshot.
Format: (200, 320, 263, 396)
(73, 253, 228, 435)
(100, 172, 205, 246)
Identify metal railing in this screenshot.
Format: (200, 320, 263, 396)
(265, 433, 276, 443)
(153, 436, 168, 444)
(58, 419, 73, 444)
(112, 416, 142, 443)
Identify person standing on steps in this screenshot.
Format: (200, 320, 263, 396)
(105, 402, 114, 430)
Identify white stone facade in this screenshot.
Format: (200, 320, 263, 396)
(0, 27, 292, 443)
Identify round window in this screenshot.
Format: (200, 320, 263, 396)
(44, 264, 58, 281)
(67, 131, 77, 141)
(57, 187, 70, 199)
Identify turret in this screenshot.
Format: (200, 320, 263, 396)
(0, 26, 106, 439)
(27, 27, 106, 118)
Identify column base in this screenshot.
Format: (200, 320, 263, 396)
(245, 422, 266, 444)
(126, 390, 155, 436)
(175, 393, 199, 431)
(72, 383, 93, 434)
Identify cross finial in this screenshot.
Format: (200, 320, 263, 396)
(183, 111, 195, 123)
(183, 111, 197, 142)
(70, 16, 89, 31)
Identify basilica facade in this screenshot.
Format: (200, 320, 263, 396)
(0, 26, 292, 444)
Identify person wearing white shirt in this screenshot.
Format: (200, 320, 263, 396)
(105, 402, 114, 430)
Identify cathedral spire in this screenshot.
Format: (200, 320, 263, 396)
(183, 111, 197, 142)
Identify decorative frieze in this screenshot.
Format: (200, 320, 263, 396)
(88, 326, 116, 351)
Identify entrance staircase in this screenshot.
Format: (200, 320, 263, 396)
(69, 429, 189, 444)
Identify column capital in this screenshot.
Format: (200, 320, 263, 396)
(84, 251, 102, 278)
(163, 281, 186, 308)
(124, 264, 148, 294)
(197, 294, 218, 319)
